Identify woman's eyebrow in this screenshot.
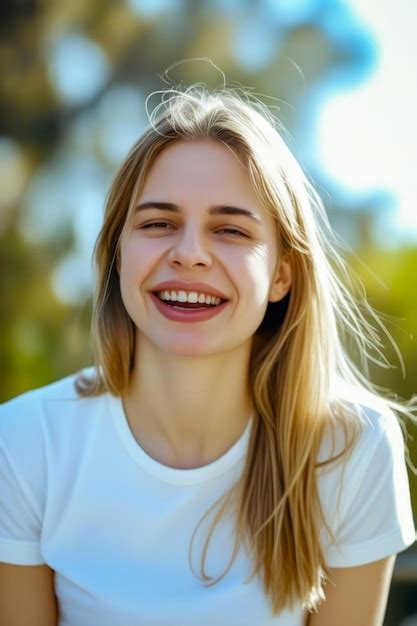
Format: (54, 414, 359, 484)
(134, 201, 262, 223)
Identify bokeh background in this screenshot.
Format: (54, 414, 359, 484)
(0, 0, 416, 623)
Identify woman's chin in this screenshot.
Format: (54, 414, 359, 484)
(159, 343, 218, 358)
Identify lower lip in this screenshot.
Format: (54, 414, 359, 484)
(150, 292, 228, 323)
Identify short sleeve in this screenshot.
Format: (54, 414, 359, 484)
(0, 418, 45, 565)
(324, 408, 416, 568)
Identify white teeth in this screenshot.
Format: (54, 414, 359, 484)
(177, 290, 187, 302)
(157, 290, 224, 305)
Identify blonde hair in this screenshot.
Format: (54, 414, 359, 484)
(76, 83, 415, 614)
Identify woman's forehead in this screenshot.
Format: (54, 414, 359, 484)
(143, 140, 246, 184)
(133, 139, 269, 218)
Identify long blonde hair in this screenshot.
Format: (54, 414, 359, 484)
(76, 83, 415, 614)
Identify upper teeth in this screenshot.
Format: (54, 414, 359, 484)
(157, 290, 222, 305)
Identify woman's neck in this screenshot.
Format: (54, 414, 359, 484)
(121, 336, 253, 469)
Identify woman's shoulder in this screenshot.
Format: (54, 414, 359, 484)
(317, 377, 408, 494)
(0, 368, 103, 442)
(325, 377, 403, 457)
(319, 376, 410, 519)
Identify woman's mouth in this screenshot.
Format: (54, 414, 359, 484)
(149, 292, 229, 323)
(153, 290, 225, 309)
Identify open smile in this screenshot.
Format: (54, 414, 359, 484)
(154, 289, 225, 306)
(149, 292, 229, 323)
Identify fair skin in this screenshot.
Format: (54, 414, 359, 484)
(0, 563, 58, 625)
(306, 556, 396, 626)
(0, 139, 397, 624)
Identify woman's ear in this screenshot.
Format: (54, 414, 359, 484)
(269, 256, 292, 303)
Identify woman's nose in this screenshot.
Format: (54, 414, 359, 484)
(166, 225, 213, 268)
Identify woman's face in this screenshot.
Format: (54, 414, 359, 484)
(119, 139, 291, 358)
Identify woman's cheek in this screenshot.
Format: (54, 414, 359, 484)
(120, 238, 153, 272)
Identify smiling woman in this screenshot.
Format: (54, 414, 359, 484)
(0, 81, 415, 626)
(116, 138, 289, 360)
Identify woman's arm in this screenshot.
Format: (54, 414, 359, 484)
(0, 562, 58, 626)
(307, 556, 396, 626)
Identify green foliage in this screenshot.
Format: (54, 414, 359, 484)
(0, 216, 91, 402)
(348, 245, 417, 514)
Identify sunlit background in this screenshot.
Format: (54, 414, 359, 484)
(0, 1, 416, 622)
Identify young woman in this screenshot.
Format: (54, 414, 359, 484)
(0, 83, 415, 626)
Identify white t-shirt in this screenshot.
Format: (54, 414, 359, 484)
(0, 372, 415, 626)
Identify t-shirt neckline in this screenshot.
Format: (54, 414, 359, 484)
(106, 393, 253, 485)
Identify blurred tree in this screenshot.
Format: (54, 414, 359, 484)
(0, 209, 91, 400)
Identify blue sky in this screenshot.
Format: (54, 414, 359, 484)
(317, 0, 417, 245)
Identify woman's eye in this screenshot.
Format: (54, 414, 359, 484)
(140, 222, 174, 230)
(218, 228, 248, 237)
